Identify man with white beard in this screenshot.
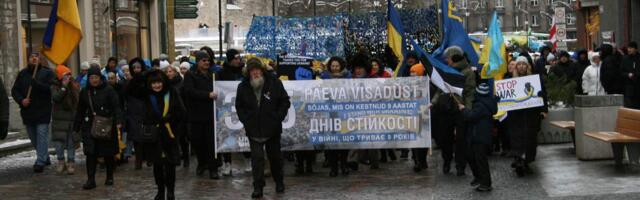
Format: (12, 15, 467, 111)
(235, 58, 291, 199)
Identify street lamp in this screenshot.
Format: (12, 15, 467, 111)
(465, 11, 470, 32)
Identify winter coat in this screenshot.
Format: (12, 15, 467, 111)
(0, 77, 8, 140)
(550, 60, 578, 81)
(534, 47, 551, 76)
(235, 73, 291, 140)
(582, 64, 607, 96)
(621, 53, 640, 97)
(183, 67, 215, 123)
(73, 82, 123, 156)
(11, 65, 55, 125)
(506, 75, 548, 150)
(319, 70, 351, 79)
(51, 79, 80, 143)
(124, 73, 148, 142)
(462, 93, 498, 145)
(217, 63, 244, 81)
(432, 60, 476, 109)
(600, 45, 624, 94)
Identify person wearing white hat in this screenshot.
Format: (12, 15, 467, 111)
(582, 52, 606, 96)
(179, 62, 191, 76)
(507, 56, 548, 177)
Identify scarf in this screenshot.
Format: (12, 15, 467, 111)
(149, 92, 175, 139)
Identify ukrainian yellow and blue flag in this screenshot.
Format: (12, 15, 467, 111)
(479, 11, 507, 80)
(42, 0, 83, 65)
(433, 0, 479, 67)
(387, 0, 407, 77)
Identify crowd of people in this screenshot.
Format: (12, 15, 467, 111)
(6, 40, 640, 199)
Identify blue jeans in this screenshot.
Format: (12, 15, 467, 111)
(54, 131, 76, 163)
(26, 124, 50, 166)
(122, 131, 133, 157)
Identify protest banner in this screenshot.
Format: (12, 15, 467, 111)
(214, 77, 431, 152)
(495, 74, 545, 112)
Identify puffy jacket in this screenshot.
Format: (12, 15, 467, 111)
(582, 64, 606, 96)
(462, 93, 498, 145)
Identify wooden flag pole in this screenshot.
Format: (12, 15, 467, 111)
(25, 64, 40, 100)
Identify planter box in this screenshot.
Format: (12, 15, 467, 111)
(538, 107, 574, 144)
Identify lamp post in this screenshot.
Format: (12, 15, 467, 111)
(465, 11, 470, 32)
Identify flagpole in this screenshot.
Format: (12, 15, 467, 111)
(213, 73, 218, 160)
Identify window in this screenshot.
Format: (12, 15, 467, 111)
(515, 15, 520, 28)
(532, 15, 539, 26)
(567, 31, 576, 39)
(112, 0, 151, 60)
(531, 0, 539, 6)
(515, 0, 520, 8)
(460, 0, 468, 9)
(496, 0, 504, 7)
(567, 13, 575, 25)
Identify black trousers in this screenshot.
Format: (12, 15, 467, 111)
(86, 155, 114, 182)
(327, 150, 349, 172)
(153, 161, 176, 192)
(295, 151, 316, 170)
(496, 121, 511, 152)
(190, 123, 221, 170)
(511, 128, 538, 164)
(249, 136, 283, 188)
(467, 143, 492, 187)
(412, 148, 428, 167)
(179, 131, 190, 162)
(433, 113, 467, 170)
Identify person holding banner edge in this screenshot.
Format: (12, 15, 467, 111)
(183, 51, 222, 179)
(235, 58, 291, 198)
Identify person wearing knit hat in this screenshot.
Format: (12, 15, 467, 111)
(51, 64, 80, 175)
(235, 57, 290, 198)
(432, 45, 476, 176)
(179, 62, 191, 76)
(159, 60, 171, 70)
(219, 49, 243, 81)
(410, 62, 425, 76)
(76, 61, 91, 89)
(75, 65, 123, 190)
(457, 81, 498, 192)
(55, 65, 72, 81)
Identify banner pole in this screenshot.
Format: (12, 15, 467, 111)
(213, 73, 218, 160)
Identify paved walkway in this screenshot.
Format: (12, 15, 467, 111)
(0, 143, 639, 199)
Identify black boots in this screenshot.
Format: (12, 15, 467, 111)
(209, 168, 220, 180)
(276, 183, 285, 194)
(154, 188, 165, 200)
(82, 180, 96, 190)
(251, 187, 263, 199)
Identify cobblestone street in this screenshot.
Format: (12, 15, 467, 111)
(1, 144, 639, 199)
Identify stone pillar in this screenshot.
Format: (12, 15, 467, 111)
(0, 0, 21, 86)
(574, 95, 624, 160)
(93, 0, 112, 66)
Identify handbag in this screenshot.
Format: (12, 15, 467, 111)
(88, 92, 113, 140)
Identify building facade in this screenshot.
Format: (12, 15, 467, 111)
(576, 0, 640, 50)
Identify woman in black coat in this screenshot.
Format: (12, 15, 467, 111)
(130, 69, 185, 200)
(507, 57, 548, 177)
(74, 67, 123, 190)
(164, 65, 190, 168)
(125, 58, 151, 169)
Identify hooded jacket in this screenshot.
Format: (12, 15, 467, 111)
(582, 57, 606, 96)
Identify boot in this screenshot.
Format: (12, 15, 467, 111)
(135, 159, 143, 170)
(56, 161, 66, 174)
(276, 182, 285, 194)
(209, 168, 220, 180)
(66, 162, 76, 175)
(82, 179, 96, 190)
(154, 187, 165, 200)
(166, 186, 175, 200)
(251, 187, 263, 198)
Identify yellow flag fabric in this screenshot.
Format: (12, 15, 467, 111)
(388, 22, 404, 76)
(479, 38, 508, 80)
(42, 0, 83, 64)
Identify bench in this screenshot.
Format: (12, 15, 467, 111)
(584, 108, 640, 166)
(550, 121, 576, 149)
